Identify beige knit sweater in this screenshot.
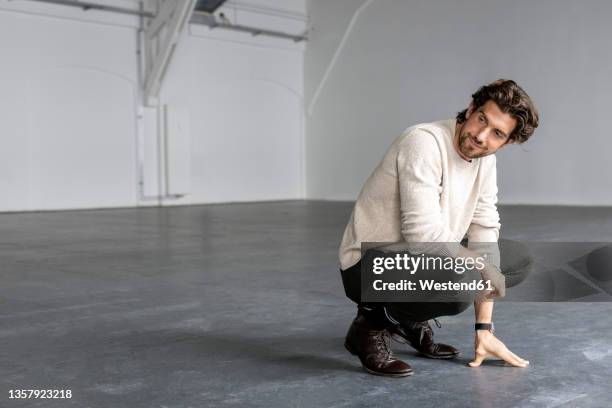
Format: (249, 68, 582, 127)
(339, 119, 501, 271)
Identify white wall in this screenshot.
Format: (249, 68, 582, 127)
(0, 0, 140, 212)
(305, 0, 612, 206)
(0, 0, 306, 212)
(157, 6, 305, 204)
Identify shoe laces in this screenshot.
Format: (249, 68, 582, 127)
(374, 331, 393, 358)
(414, 318, 442, 344)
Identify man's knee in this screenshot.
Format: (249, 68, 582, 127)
(499, 239, 534, 288)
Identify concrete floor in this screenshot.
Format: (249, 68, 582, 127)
(1, 201, 612, 407)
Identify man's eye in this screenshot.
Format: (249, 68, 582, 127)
(496, 130, 504, 139)
(478, 115, 485, 122)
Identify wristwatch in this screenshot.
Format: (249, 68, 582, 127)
(475, 322, 495, 333)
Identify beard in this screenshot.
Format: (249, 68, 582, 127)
(458, 131, 488, 159)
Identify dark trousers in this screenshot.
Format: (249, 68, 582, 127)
(340, 238, 533, 324)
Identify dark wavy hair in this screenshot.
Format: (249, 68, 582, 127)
(456, 79, 539, 144)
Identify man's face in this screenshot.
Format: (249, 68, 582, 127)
(455, 100, 517, 160)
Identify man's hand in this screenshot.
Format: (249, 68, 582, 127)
(469, 330, 529, 368)
(478, 263, 505, 300)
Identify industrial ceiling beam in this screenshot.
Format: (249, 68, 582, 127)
(24, 0, 154, 18)
(191, 12, 307, 43)
(23, 0, 307, 43)
(143, 0, 197, 106)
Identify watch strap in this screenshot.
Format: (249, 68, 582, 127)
(475, 323, 494, 332)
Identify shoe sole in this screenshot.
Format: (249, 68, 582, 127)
(344, 342, 414, 377)
(417, 351, 460, 360)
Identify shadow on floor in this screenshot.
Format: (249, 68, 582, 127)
(108, 329, 360, 374)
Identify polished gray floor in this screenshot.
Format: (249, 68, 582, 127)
(1, 201, 612, 408)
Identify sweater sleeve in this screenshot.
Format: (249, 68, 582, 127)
(467, 156, 501, 267)
(396, 130, 459, 255)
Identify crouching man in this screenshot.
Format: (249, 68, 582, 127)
(339, 79, 539, 376)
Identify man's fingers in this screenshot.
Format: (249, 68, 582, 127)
(490, 282, 505, 298)
(509, 350, 530, 365)
(498, 348, 528, 368)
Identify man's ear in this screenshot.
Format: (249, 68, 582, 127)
(465, 102, 475, 119)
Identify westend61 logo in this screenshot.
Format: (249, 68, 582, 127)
(359, 243, 499, 302)
(371, 253, 487, 275)
(368, 253, 493, 296)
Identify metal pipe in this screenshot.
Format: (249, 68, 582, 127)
(25, 0, 307, 42)
(25, 0, 155, 18)
(214, 22, 307, 42)
(191, 11, 307, 42)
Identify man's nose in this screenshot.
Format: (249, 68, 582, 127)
(475, 129, 488, 143)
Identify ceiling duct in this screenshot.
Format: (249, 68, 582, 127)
(194, 0, 227, 13)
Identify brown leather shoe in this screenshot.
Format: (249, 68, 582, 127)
(389, 319, 459, 359)
(344, 315, 413, 377)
